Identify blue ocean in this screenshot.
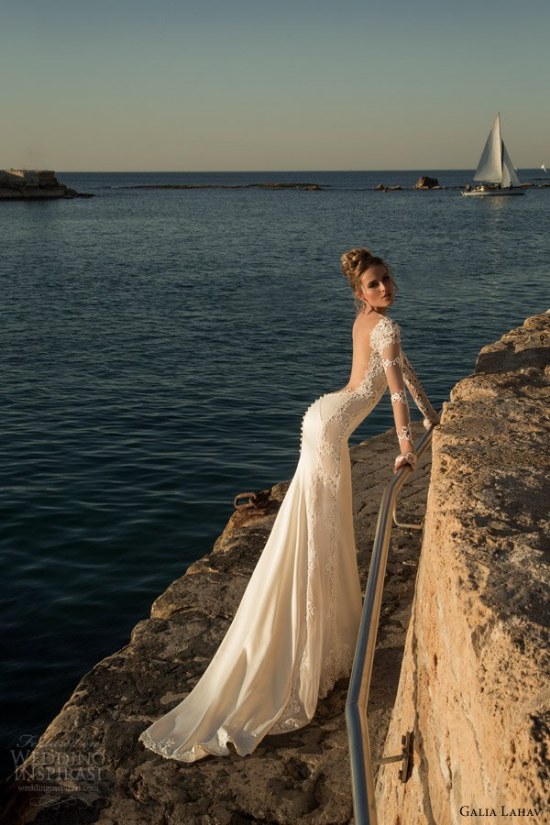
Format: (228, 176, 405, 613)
(1, 169, 549, 777)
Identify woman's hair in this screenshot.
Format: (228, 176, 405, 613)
(340, 247, 391, 312)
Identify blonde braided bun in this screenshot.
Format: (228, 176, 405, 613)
(341, 247, 389, 311)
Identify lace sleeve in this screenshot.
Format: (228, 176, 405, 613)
(401, 350, 439, 428)
(371, 317, 413, 450)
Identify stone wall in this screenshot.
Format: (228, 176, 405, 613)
(375, 311, 550, 825)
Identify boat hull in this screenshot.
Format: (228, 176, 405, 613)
(462, 188, 525, 197)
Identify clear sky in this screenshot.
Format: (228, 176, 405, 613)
(1, 0, 549, 171)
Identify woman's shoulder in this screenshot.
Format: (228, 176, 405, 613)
(369, 313, 401, 348)
(353, 310, 399, 332)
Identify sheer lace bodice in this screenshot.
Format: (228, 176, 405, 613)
(139, 313, 436, 763)
(303, 313, 438, 477)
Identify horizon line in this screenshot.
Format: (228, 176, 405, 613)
(51, 167, 481, 174)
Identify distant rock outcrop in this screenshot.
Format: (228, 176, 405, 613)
(415, 175, 440, 189)
(0, 169, 93, 199)
(375, 184, 403, 192)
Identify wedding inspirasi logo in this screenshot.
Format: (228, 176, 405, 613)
(10, 734, 108, 807)
(459, 805, 544, 818)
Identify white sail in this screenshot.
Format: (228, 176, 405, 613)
(502, 144, 520, 187)
(474, 114, 502, 183)
(473, 113, 521, 187)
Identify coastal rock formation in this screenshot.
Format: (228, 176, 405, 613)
(375, 311, 550, 825)
(414, 176, 440, 189)
(0, 169, 92, 199)
(1, 425, 432, 825)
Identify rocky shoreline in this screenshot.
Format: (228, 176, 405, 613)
(2, 312, 549, 825)
(113, 179, 550, 192)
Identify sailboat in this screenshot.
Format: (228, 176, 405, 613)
(462, 113, 525, 197)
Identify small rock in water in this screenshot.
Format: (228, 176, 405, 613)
(415, 175, 440, 189)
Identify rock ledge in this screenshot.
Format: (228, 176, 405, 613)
(376, 311, 550, 825)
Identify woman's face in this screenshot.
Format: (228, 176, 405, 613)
(357, 264, 394, 310)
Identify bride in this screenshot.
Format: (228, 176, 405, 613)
(139, 247, 439, 762)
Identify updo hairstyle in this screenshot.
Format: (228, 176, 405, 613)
(340, 247, 390, 312)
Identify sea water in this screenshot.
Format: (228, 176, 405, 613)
(1, 169, 549, 776)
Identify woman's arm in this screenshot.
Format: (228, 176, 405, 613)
(372, 318, 417, 472)
(401, 351, 440, 428)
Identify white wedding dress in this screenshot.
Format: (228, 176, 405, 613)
(139, 314, 437, 762)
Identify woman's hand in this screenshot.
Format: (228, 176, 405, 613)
(423, 413, 440, 429)
(394, 451, 417, 473)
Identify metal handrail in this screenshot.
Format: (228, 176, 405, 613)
(345, 425, 435, 825)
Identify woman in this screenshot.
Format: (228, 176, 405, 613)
(139, 247, 439, 762)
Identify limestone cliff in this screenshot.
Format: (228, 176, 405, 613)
(376, 311, 549, 825)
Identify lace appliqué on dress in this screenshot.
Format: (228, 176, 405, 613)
(390, 390, 407, 404)
(370, 314, 401, 353)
